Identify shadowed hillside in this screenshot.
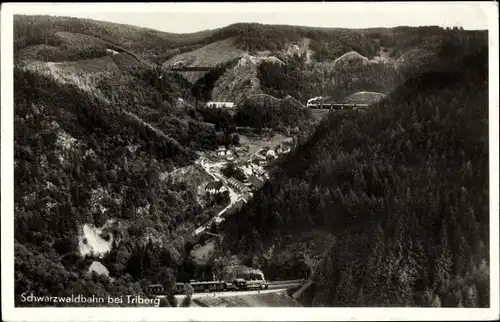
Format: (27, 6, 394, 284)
(221, 30, 489, 307)
(14, 65, 207, 305)
(13, 16, 225, 307)
(234, 94, 310, 132)
(14, 14, 218, 63)
(13, 15, 489, 308)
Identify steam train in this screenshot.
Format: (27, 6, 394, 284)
(149, 278, 269, 295)
(306, 102, 369, 110)
(306, 96, 369, 110)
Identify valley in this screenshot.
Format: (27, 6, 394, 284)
(12, 14, 490, 309)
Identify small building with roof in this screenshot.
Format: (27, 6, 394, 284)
(206, 101, 235, 109)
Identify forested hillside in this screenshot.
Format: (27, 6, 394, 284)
(235, 94, 311, 131)
(206, 23, 379, 60)
(14, 65, 208, 306)
(13, 15, 490, 308)
(13, 15, 222, 307)
(257, 53, 402, 103)
(255, 27, 485, 103)
(14, 14, 217, 63)
(222, 29, 490, 307)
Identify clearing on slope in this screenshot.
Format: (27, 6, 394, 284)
(164, 38, 245, 83)
(47, 56, 121, 74)
(19, 55, 129, 101)
(16, 31, 109, 63)
(14, 14, 217, 64)
(344, 91, 386, 104)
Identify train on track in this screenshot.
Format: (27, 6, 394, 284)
(307, 102, 369, 110)
(149, 278, 269, 295)
(306, 96, 369, 110)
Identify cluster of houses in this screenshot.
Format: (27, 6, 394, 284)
(203, 136, 297, 209)
(199, 137, 297, 230)
(203, 164, 266, 199)
(205, 180, 228, 194)
(240, 163, 267, 190)
(211, 137, 295, 165)
(252, 138, 295, 166)
(214, 145, 248, 161)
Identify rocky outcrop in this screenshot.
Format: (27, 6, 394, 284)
(332, 51, 370, 68)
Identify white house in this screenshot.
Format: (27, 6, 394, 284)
(206, 101, 235, 109)
(266, 149, 277, 160)
(106, 48, 119, 56)
(217, 146, 227, 156)
(277, 145, 291, 154)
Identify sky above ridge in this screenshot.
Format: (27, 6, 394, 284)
(10, 2, 491, 33)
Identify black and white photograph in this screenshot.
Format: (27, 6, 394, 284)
(1, 2, 499, 321)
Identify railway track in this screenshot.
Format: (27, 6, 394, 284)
(174, 287, 292, 299)
(268, 279, 305, 285)
(153, 279, 306, 298)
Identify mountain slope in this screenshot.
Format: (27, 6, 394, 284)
(234, 94, 310, 131)
(14, 14, 217, 63)
(13, 16, 223, 306)
(221, 31, 489, 307)
(14, 16, 489, 307)
(164, 38, 245, 67)
(164, 23, 384, 101)
(14, 65, 202, 304)
(211, 54, 267, 103)
(162, 23, 478, 105)
(332, 51, 370, 68)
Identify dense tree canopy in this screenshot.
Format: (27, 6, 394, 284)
(257, 53, 403, 102)
(14, 14, 216, 63)
(222, 31, 490, 307)
(13, 15, 490, 308)
(13, 63, 218, 306)
(207, 23, 379, 59)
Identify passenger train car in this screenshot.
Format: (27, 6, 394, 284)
(306, 96, 369, 110)
(148, 278, 269, 295)
(307, 102, 369, 110)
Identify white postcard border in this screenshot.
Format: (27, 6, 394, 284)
(2, 2, 499, 321)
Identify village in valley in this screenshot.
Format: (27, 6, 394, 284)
(12, 10, 492, 312)
(192, 111, 298, 236)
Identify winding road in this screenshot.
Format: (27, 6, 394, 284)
(192, 158, 244, 236)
